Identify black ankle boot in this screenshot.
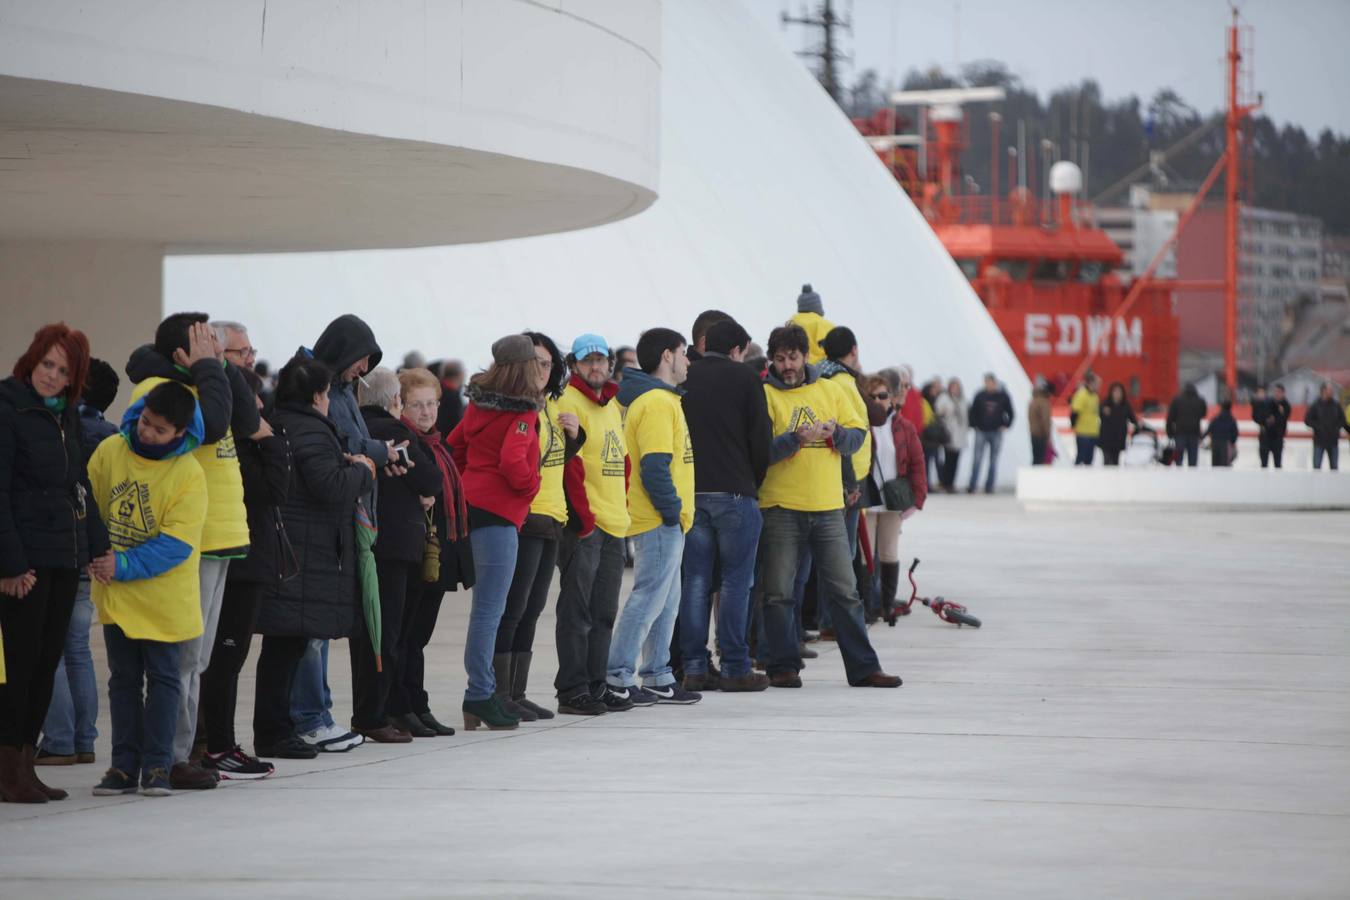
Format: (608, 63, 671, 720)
(510, 652, 554, 720)
(493, 652, 537, 722)
(880, 562, 901, 617)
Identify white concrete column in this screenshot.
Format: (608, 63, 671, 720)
(0, 240, 163, 415)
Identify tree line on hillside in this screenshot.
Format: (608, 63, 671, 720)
(840, 61, 1350, 235)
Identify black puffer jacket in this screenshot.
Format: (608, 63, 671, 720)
(1304, 398, 1349, 447)
(1098, 397, 1139, 453)
(0, 377, 110, 577)
(255, 403, 372, 639)
(361, 407, 442, 564)
(1166, 388, 1208, 439)
(227, 431, 293, 586)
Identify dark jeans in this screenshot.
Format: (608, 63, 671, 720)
(200, 580, 262, 752)
(1313, 442, 1340, 470)
(104, 623, 181, 779)
(401, 585, 445, 716)
(759, 507, 881, 683)
(923, 446, 942, 487)
(553, 528, 625, 699)
(0, 567, 79, 748)
(1102, 447, 1122, 466)
(496, 533, 559, 655)
(680, 494, 763, 678)
(1074, 436, 1096, 466)
(1031, 436, 1048, 466)
(1176, 435, 1200, 467)
(351, 558, 419, 728)
(1258, 435, 1284, 468)
(252, 635, 308, 749)
(939, 449, 960, 488)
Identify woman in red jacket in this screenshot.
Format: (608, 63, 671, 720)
(448, 336, 547, 730)
(862, 374, 927, 619)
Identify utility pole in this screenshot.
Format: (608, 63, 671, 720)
(782, 0, 853, 104)
(1224, 6, 1260, 396)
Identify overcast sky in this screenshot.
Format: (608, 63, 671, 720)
(748, 0, 1350, 137)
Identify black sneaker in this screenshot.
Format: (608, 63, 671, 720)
(92, 767, 138, 796)
(203, 746, 276, 780)
(644, 683, 702, 705)
(613, 684, 658, 707)
(557, 693, 607, 716)
(598, 687, 636, 712)
(255, 735, 319, 760)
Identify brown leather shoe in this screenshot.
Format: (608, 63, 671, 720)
(356, 724, 412, 744)
(769, 671, 803, 688)
(75, 752, 97, 765)
(34, 749, 76, 766)
(169, 761, 219, 790)
(850, 671, 903, 688)
(818, 629, 836, 642)
(719, 672, 769, 692)
(683, 672, 721, 692)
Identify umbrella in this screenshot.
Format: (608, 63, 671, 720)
(354, 502, 382, 672)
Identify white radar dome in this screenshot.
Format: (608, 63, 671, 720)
(1049, 161, 1083, 195)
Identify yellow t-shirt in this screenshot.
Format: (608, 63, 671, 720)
(788, 311, 837, 365)
(624, 387, 695, 536)
(760, 376, 864, 512)
(1071, 387, 1101, 438)
(88, 435, 207, 643)
(558, 383, 630, 539)
(130, 376, 248, 554)
(530, 398, 568, 524)
(827, 370, 871, 483)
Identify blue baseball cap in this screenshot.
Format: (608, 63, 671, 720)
(571, 333, 610, 360)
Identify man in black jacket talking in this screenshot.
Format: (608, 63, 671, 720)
(678, 319, 772, 692)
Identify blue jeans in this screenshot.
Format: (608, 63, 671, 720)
(608, 525, 685, 688)
(680, 495, 763, 678)
(1313, 443, 1340, 470)
(759, 507, 881, 683)
(103, 624, 181, 780)
(1074, 436, 1097, 466)
(1175, 435, 1200, 467)
(39, 585, 98, 755)
(464, 526, 518, 701)
(968, 429, 1003, 492)
(290, 639, 335, 733)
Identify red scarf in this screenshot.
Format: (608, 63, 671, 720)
(405, 418, 468, 541)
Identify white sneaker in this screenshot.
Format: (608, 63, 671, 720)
(300, 723, 364, 752)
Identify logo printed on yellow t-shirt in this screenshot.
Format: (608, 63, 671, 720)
(682, 430, 694, 464)
(215, 431, 238, 460)
(601, 430, 625, 477)
(786, 405, 828, 448)
(541, 415, 565, 469)
(107, 479, 156, 545)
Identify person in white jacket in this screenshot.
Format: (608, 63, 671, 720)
(934, 378, 969, 494)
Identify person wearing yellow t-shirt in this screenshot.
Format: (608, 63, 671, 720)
(788, 283, 836, 366)
(759, 325, 901, 690)
(605, 328, 698, 705)
(1070, 373, 1102, 466)
(554, 334, 631, 715)
(87, 382, 208, 797)
(495, 333, 582, 722)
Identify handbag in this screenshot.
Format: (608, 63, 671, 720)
(421, 509, 441, 584)
(272, 508, 300, 583)
(881, 477, 915, 513)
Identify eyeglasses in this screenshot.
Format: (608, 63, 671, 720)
(405, 400, 439, 411)
(870, 392, 890, 401)
(224, 346, 256, 360)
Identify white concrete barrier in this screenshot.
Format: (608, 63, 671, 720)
(1016, 465, 1350, 510)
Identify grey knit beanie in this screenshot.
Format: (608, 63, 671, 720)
(491, 334, 536, 366)
(797, 283, 824, 315)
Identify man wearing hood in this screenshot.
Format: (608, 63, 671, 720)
(554, 334, 631, 715)
(124, 312, 262, 791)
(758, 325, 900, 690)
(605, 328, 700, 706)
(1166, 384, 1208, 468)
(288, 314, 398, 753)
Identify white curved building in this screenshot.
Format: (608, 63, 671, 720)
(167, 1, 1031, 481)
(0, 0, 661, 399)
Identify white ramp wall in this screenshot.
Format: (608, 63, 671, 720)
(167, 0, 1033, 484)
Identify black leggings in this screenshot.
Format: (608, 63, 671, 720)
(200, 580, 263, 753)
(400, 585, 445, 716)
(1102, 448, 1122, 466)
(939, 449, 961, 488)
(252, 635, 307, 749)
(495, 534, 559, 655)
(352, 558, 419, 726)
(0, 567, 79, 748)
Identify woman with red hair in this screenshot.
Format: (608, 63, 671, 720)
(0, 323, 113, 803)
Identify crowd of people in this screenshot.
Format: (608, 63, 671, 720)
(0, 284, 966, 802)
(1060, 375, 1350, 470)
